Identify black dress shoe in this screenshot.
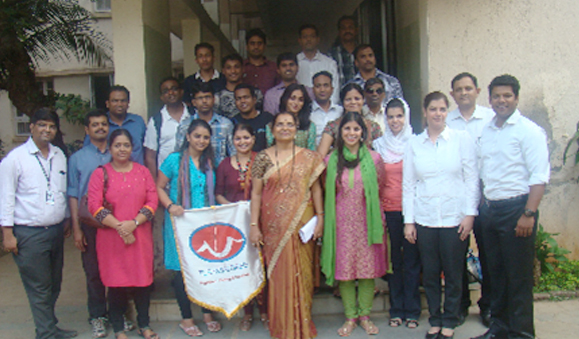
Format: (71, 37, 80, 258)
(439, 333, 454, 339)
(56, 327, 78, 339)
(470, 329, 507, 339)
(425, 332, 440, 339)
(480, 309, 491, 328)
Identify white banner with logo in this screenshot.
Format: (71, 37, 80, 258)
(172, 201, 264, 318)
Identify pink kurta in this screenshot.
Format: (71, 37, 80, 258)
(88, 162, 158, 287)
(326, 151, 388, 281)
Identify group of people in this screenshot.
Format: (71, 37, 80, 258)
(0, 15, 550, 339)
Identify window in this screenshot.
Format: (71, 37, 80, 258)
(95, 0, 111, 12)
(14, 79, 54, 136)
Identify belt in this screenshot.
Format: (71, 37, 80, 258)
(483, 194, 528, 207)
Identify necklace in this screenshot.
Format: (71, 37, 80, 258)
(274, 143, 295, 193)
(235, 154, 252, 189)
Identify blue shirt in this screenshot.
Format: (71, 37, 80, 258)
(160, 152, 214, 270)
(346, 68, 404, 103)
(83, 112, 146, 165)
(67, 142, 111, 203)
(174, 112, 235, 167)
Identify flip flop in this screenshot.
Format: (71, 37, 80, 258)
(406, 319, 419, 329)
(205, 320, 221, 332)
(389, 317, 403, 327)
(137, 327, 159, 339)
(240, 317, 253, 331)
(179, 323, 203, 337)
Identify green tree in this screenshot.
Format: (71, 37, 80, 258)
(0, 0, 112, 116)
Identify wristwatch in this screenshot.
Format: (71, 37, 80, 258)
(523, 208, 536, 218)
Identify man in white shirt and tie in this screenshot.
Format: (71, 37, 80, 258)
(471, 75, 550, 339)
(1, 109, 77, 339)
(447, 72, 494, 326)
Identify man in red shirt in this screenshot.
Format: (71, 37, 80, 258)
(243, 28, 280, 95)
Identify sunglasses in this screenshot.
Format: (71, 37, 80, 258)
(365, 87, 385, 95)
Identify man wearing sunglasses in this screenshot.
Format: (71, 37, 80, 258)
(347, 44, 403, 104)
(362, 78, 388, 133)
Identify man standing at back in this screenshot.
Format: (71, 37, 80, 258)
(144, 77, 190, 179)
(233, 84, 274, 152)
(471, 75, 549, 339)
(183, 42, 226, 102)
(1, 109, 77, 339)
(296, 24, 340, 104)
(243, 28, 280, 95)
(329, 15, 358, 87)
(310, 71, 342, 145)
(347, 44, 403, 102)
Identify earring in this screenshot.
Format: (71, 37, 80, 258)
(360, 137, 364, 142)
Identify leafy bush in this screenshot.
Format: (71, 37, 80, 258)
(55, 94, 92, 126)
(535, 224, 570, 274)
(535, 261, 579, 292)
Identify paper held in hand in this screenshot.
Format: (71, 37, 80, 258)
(299, 216, 318, 243)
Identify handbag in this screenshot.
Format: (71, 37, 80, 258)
(78, 166, 111, 228)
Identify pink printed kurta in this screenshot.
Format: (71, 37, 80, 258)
(88, 162, 158, 287)
(327, 151, 388, 281)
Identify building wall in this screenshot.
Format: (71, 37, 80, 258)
(423, 0, 579, 258)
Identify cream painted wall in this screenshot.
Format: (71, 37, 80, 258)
(423, 0, 579, 258)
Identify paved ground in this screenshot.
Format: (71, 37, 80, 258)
(1, 239, 577, 339)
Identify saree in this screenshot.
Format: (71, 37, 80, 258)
(253, 148, 325, 339)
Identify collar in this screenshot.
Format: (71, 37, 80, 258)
(312, 100, 339, 113)
(362, 105, 385, 118)
(420, 126, 450, 143)
(84, 141, 109, 155)
(107, 112, 135, 126)
(161, 103, 189, 122)
(244, 57, 269, 67)
(490, 109, 522, 129)
(448, 105, 488, 122)
(297, 50, 323, 61)
(194, 69, 220, 81)
(193, 112, 221, 124)
(25, 137, 57, 159)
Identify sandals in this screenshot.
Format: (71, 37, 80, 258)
(137, 327, 159, 339)
(115, 332, 128, 339)
(337, 318, 357, 337)
(179, 323, 203, 337)
(260, 314, 270, 331)
(204, 320, 221, 333)
(389, 317, 403, 327)
(406, 319, 419, 329)
(240, 317, 253, 331)
(359, 316, 379, 335)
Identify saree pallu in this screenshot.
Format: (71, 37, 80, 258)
(259, 148, 324, 339)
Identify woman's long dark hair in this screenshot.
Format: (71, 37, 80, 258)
(334, 111, 368, 183)
(339, 83, 364, 106)
(179, 119, 214, 172)
(279, 83, 312, 131)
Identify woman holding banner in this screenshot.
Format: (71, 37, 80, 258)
(156, 119, 221, 337)
(215, 123, 267, 331)
(249, 112, 325, 339)
(321, 111, 389, 336)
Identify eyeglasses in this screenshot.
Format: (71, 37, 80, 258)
(161, 87, 180, 94)
(365, 87, 385, 95)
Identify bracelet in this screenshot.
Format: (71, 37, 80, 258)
(250, 222, 258, 227)
(316, 212, 324, 216)
(133, 218, 140, 226)
(167, 203, 174, 211)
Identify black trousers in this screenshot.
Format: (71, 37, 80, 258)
(172, 272, 211, 319)
(480, 195, 535, 339)
(417, 225, 467, 329)
(80, 223, 107, 320)
(386, 211, 421, 320)
(108, 285, 152, 333)
(13, 223, 64, 339)
(460, 215, 491, 313)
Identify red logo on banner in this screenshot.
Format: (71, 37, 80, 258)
(189, 223, 246, 262)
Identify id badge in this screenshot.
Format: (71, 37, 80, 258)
(46, 191, 55, 205)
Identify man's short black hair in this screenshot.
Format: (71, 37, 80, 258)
(190, 82, 215, 99)
(451, 72, 478, 89)
(245, 28, 267, 44)
(234, 83, 257, 98)
(159, 76, 181, 92)
(84, 109, 108, 127)
(488, 74, 520, 97)
(353, 44, 373, 60)
(299, 24, 318, 37)
(312, 70, 333, 83)
(364, 77, 385, 91)
(31, 108, 59, 124)
(221, 53, 244, 68)
(195, 42, 215, 56)
(108, 85, 130, 101)
(337, 15, 357, 30)
(276, 52, 297, 67)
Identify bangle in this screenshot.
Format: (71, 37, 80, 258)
(167, 203, 174, 211)
(250, 222, 258, 227)
(133, 218, 140, 226)
(316, 212, 324, 216)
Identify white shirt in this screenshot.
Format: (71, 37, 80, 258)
(0, 138, 68, 227)
(310, 101, 343, 146)
(362, 105, 387, 134)
(296, 51, 340, 104)
(403, 127, 479, 227)
(479, 110, 550, 200)
(446, 105, 495, 141)
(144, 103, 190, 169)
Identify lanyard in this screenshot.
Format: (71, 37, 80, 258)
(34, 153, 53, 191)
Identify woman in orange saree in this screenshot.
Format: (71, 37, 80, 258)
(249, 112, 325, 339)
